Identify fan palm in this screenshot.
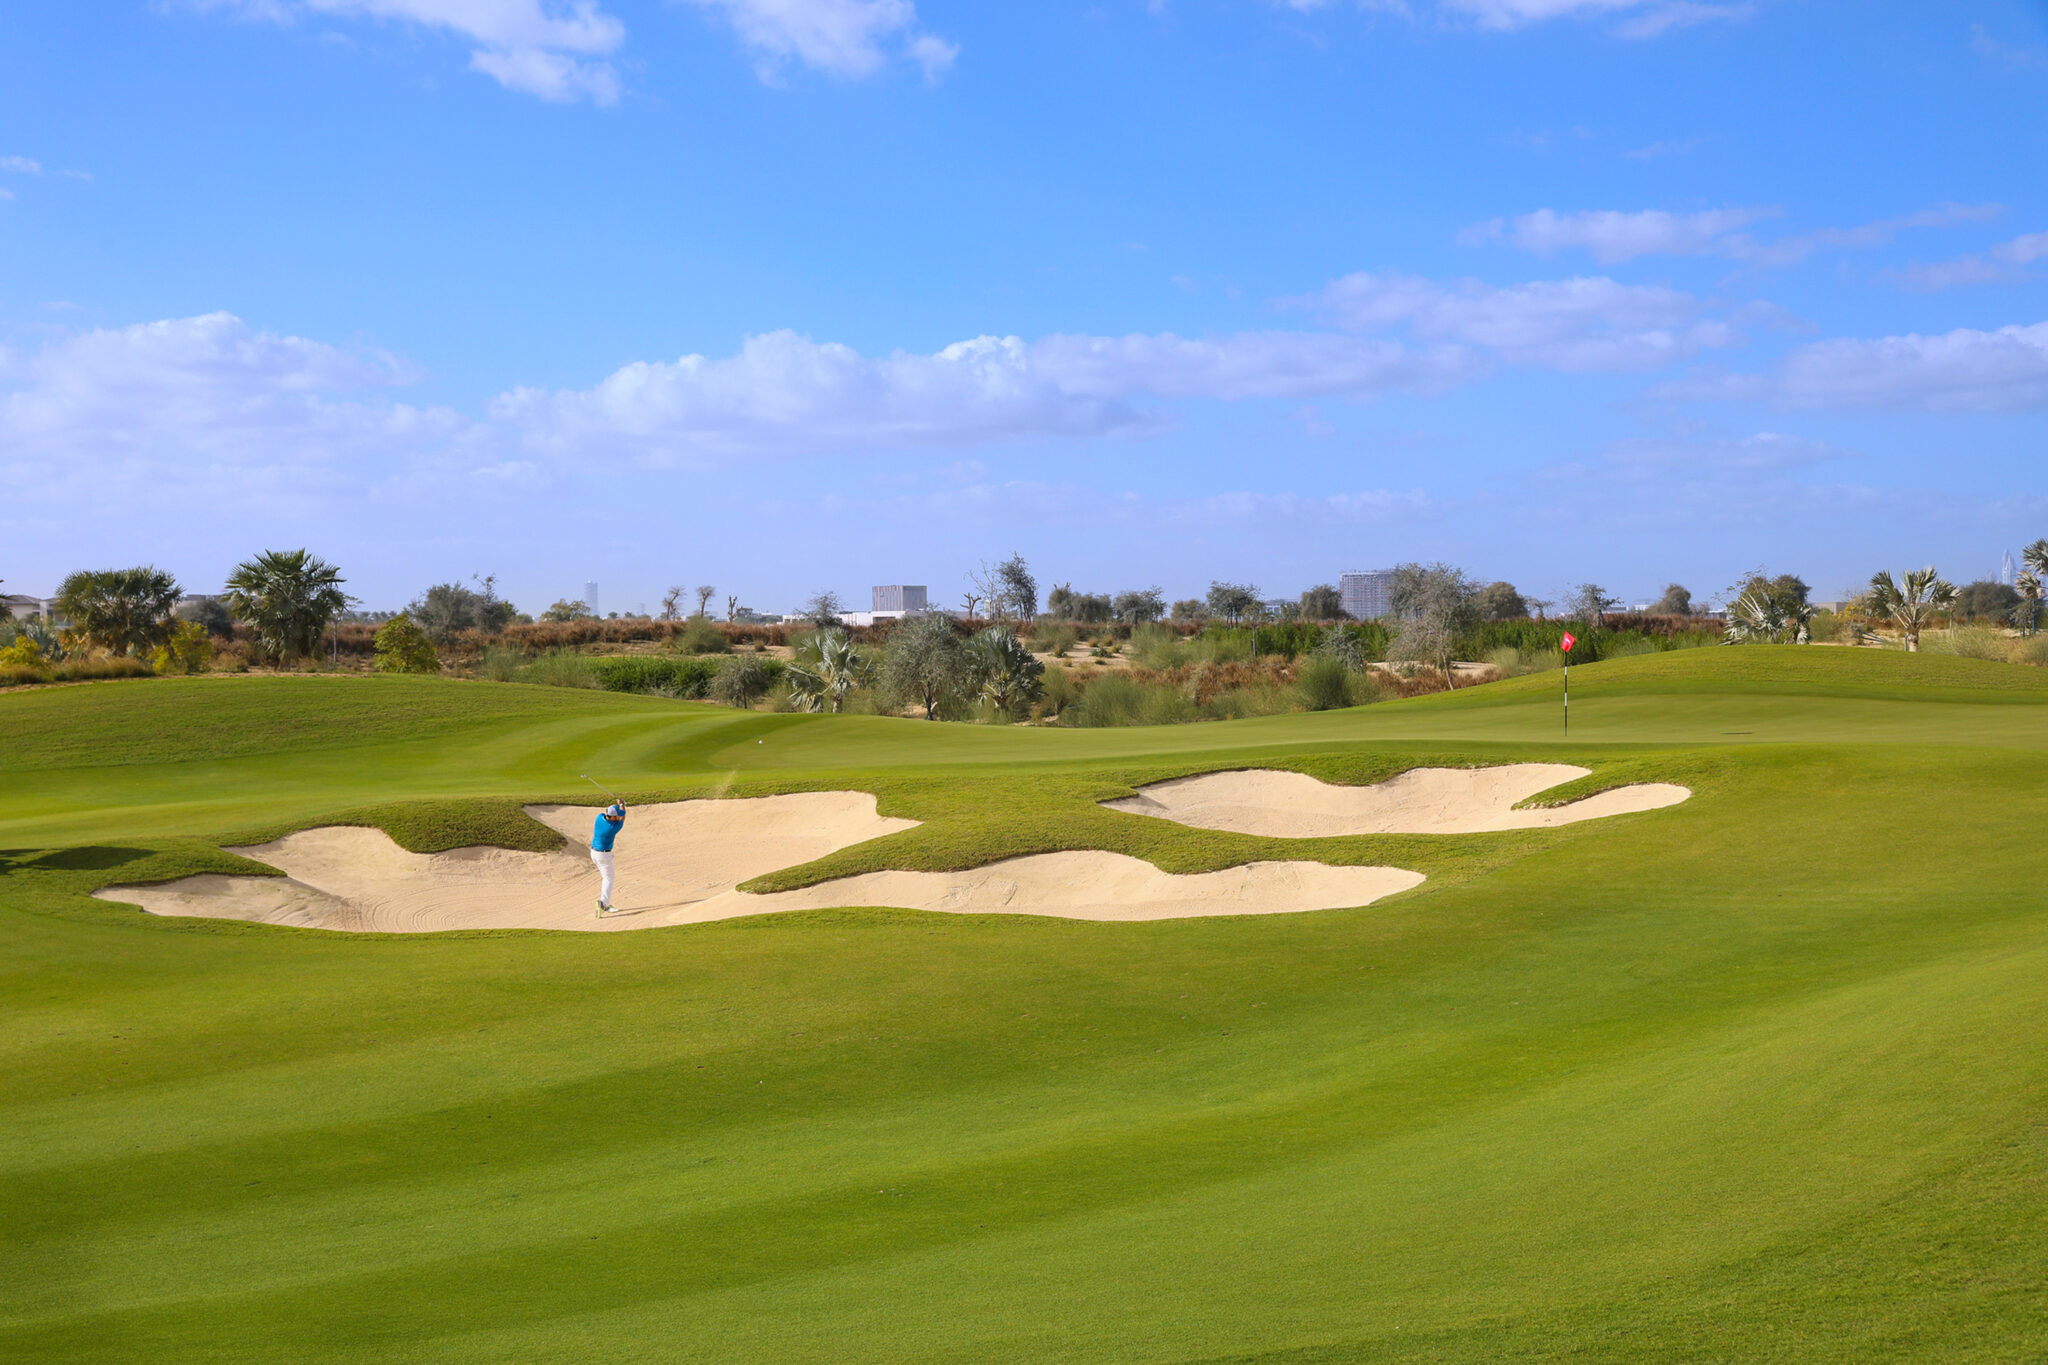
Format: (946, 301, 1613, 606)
(785, 630, 868, 714)
(52, 566, 181, 657)
(1866, 567, 1956, 653)
(1722, 586, 1813, 645)
(969, 626, 1045, 716)
(223, 549, 352, 667)
(2013, 569, 2044, 637)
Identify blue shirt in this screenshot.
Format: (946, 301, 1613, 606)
(591, 809, 624, 851)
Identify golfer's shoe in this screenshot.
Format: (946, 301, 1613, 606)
(596, 899, 610, 916)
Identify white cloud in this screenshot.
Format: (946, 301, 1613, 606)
(1609, 2, 1751, 39)
(1461, 207, 1776, 262)
(0, 155, 41, 174)
(494, 327, 1478, 463)
(1622, 138, 1701, 161)
(1437, 0, 1749, 35)
(1467, 203, 2002, 266)
(1971, 24, 2048, 70)
(1893, 230, 2048, 291)
(468, 44, 620, 102)
(1678, 322, 2048, 412)
(1299, 272, 1736, 371)
(1598, 430, 1841, 474)
(182, 0, 626, 103)
(680, 0, 956, 81)
(1167, 487, 1435, 527)
(0, 314, 477, 504)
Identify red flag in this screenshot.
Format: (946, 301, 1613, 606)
(1560, 631, 1577, 653)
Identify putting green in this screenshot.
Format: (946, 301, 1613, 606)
(4, 646, 2046, 1362)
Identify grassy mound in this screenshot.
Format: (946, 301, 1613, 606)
(3, 652, 2046, 1361)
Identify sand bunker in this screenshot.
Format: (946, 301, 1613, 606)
(1103, 764, 1689, 838)
(98, 794, 1422, 931)
(712, 854, 1421, 922)
(101, 793, 918, 933)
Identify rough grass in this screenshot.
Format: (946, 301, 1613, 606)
(4, 648, 2048, 1362)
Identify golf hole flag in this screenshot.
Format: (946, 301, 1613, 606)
(1560, 632, 1574, 733)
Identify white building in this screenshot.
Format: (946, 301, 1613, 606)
(835, 585, 932, 627)
(1339, 569, 1396, 620)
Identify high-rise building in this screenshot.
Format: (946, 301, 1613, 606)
(872, 585, 928, 615)
(1339, 569, 1396, 620)
(584, 581, 599, 617)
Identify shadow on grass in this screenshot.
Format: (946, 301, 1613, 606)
(0, 846, 156, 875)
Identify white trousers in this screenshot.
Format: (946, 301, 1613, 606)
(590, 849, 616, 905)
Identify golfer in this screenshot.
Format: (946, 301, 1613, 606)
(591, 801, 625, 915)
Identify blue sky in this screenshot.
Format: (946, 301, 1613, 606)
(5, 0, 2046, 616)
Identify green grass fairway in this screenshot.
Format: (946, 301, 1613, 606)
(5, 646, 2046, 1362)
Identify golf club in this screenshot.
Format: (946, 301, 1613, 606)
(581, 774, 623, 804)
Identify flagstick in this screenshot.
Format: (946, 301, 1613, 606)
(1563, 659, 1568, 735)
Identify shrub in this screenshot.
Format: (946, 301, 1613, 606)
(1062, 673, 1197, 727)
(0, 662, 49, 686)
(373, 614, 441, 674)
(1252, 621, 1323, 661)
(709, 654, 781, 708)
(1203, 682, 1292, 720)
(411, 579, 517, 641)
(478, 644, 524, 682)
(1038, 663, 1082, 718)
(1926, 626, 2008, 661)
(520, 650, 600, 689)
(1296, 653, 1352, 711)
(1484, 645, 1527, 677)
(1191, 627, 1253, 664)
(176, 596, 236, 638)
(1129, 622, 1184, 670)
(0, 635, 45, 668)
(590, 655, 723, 698)
(51, 657, 155, 682)
(672, 615, 730, 655)
(1028, 621, 1079, 658)
(152, 620, 216, 675)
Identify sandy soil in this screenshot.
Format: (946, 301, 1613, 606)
(97, 794, 1422, 931)
(1103, 764, 1690, 837)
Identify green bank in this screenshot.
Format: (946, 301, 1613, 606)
(3, 646, 2044, 1362)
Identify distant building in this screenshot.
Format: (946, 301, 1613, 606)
(1339, 569, 1396, 620)
(584, 581, 599, 617)
(1260, 598, 1291, 618)
(831, 585, 932, 626)
(872, 585, 928, 616)
(2, 594, 47, 621)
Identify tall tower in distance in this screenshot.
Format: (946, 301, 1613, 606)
(585, 581, 600, 617)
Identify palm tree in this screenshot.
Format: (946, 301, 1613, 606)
(1723, 586, 1813, 645)
(52, 566, 181, 657)
(785, 630, 868, 713)
(1866, 567, 1956, 652)
(2013, 569, 2044, 637)
(969, 626, 1045, 717)
(2024, 539, 2048, 578)
(223, 549, 352, 667)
